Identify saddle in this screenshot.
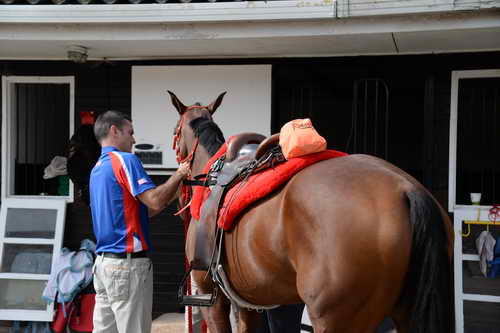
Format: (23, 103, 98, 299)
(191, 133, 283, 271)
(179, 135, 347, 308)
(179, 133, 284, 307)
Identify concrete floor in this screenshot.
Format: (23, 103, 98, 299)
(152, 312, 185, 333)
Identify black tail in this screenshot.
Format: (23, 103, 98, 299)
(405, 191, 453, 333)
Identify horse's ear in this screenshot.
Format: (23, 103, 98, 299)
(207, 92, 227, 115)
(167, 90, 188, 115)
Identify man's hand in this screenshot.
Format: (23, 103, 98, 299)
(139, 161, 191, 214)
(177, 162, 191, 179)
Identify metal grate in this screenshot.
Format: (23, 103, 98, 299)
(456, 77, 500, 206)
(348, 78, 390, 159)
(13, 83, 69, 196)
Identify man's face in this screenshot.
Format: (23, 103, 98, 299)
(115, 120, 135, 153)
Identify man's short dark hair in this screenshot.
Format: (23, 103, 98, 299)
(94, 110, 131, 143)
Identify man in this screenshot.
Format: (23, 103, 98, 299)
(89, 110, 190, 333)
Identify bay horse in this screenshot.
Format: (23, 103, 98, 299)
(168, 91, 454, 333)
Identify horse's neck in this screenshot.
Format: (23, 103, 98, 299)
(191, 149, 211, 178)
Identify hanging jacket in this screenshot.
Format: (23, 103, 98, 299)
(476, 230, 496, 277)
(42, 239, 95, 304)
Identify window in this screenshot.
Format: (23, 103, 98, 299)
(2, 76, 75, 202)
(0, 198, 66, 321)
(449, 70, 500, 211)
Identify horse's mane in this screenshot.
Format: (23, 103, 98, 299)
(189, 116, 225, 156)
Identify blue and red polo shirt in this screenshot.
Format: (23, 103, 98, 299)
(89, 146, 156, 254)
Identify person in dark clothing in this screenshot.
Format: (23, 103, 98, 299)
(256, 304, 305, 333)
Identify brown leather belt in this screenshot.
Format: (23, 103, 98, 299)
(99, 251, 148, 259)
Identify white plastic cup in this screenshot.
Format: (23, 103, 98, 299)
(471, 193, 482, 205)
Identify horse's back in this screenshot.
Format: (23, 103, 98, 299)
(284, 154, 416, 240)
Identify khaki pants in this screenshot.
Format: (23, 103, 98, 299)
(93, 255, 153, 333)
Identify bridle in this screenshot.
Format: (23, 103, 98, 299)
(172, 105, 210, 216)
(173, 105, 210, 168)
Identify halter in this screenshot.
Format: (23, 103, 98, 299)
(172, 105, 210, 216)
(172, 105, 211, 166)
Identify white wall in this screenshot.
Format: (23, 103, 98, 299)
(131, 65, 271, 169)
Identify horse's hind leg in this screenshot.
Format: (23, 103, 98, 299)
(234, 307, 262, 333)
(298, 261, 408, 333)
(305, 296, 390, 333)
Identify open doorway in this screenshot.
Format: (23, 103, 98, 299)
(2, 76, 74, 202)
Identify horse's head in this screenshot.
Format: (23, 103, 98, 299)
(168, 90, 226, 172)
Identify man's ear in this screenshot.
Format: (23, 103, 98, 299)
(109, 124, 119, 137)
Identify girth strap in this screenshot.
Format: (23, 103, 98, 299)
(183, 173, 216, 187)
(183, 179, 216, 187)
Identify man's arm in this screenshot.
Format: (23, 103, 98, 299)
(138, 162, 190, 213)
(147, 187, 181, 217)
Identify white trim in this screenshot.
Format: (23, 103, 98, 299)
(1, 76, 75, 203)
(3, 238, 56, 245)
(0, 309, 54, 322)
(448, 69, 500, 212)
(463, 254, 479, 261)
(337, 0, 499, 18)
(0, 198, 66, 321)
(1, 77, 10, 201)
(463, 294, 500, 303)
(0, 273, 50, 280)
(0, 0, 497, 24)
(0, 0, 335, 24)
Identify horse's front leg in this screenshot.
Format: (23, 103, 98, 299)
(199, 291, 232, 333)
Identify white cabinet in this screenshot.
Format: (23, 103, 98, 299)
(0, 198, 66, 321)
(454, 207, 500, 333)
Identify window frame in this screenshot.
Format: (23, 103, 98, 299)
(1, 75, 75, 203)
(448, 69, 500, 212)
(0, 198, 66, 321)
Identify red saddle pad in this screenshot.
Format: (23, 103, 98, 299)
(191, 146, 347, 230)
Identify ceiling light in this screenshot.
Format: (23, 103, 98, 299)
(67, 45, 88, 64)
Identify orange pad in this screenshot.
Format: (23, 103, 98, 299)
(279, 118, 327, 159)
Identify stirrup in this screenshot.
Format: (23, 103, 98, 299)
(178, 265, 217, 307)
(181, 293, 217, 307)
